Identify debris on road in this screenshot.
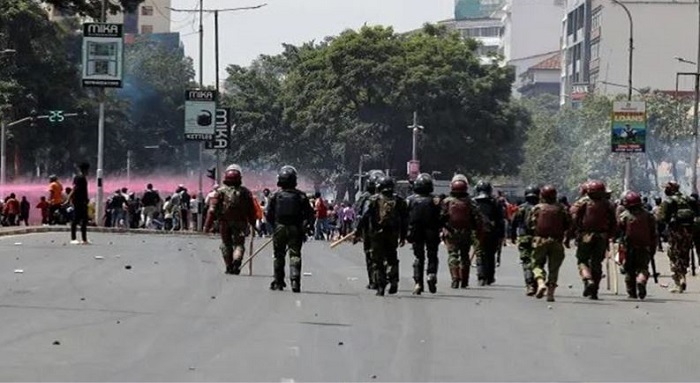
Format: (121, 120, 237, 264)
(14, 269, 23, 274)
(13, 242, 22, 246)
(116, 321, 120, 324)
(52, 340, 60, 345)
(80, 297, 85, 301)
(94, 256, 104, 260)
(567, 284, 573, 289)
(547, 305, 553, 310)
(188, 367, 196, 371)
(303, 272, 312, 276)
(211, 296, 216, 300)
(338, 341, 344, 346)
(124, 265, 132, 270)
(347, 277, 359, 281)
(370, 375, 377, 379)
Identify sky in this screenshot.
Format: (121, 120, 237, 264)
(169, 0, 455, 86)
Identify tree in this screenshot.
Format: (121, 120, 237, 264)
(223, 24, 528, 198)
(120, 36, 196, 174)
(40, 0, 144, 19)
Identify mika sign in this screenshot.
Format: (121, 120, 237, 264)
(184, 90, 218, 141)
(611, 101, 646, 153)
(81, 23, 124, 88)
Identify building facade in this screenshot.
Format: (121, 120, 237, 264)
(561, 0, 698, 105)
(47, 0, 172, 34)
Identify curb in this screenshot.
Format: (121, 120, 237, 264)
(0, 226, 211, 238)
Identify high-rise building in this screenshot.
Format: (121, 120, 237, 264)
(47, 0, 172, 34)
(561, 0, 698, 105)
(455, 0, 506, 20)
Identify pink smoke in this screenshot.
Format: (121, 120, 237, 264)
(2, 171, 314, 225)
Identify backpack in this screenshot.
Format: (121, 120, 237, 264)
(447, 197, 473, 230)
(377, 194, 398, 228)
(220, 186, 248, 221)
(671, 195, 695, 226)
(579, 199, 612, 233)
(624, 210, 654, 247)
(534, 203, 566, 239)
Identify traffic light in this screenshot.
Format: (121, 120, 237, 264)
(206, 166, 217, 180)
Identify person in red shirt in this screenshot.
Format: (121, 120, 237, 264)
(36, 196, 50, 225)
(314, 192, 328, 240)
(4, 193, 19, 226)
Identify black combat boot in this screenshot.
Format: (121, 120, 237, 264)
(388, 282, 398, 295)
(427, 273, 437, 294)
(231, 259, 242, 275)
(460, 267, 470, 289)
(376, 284, 386, 296)
(291, 278, 301, 293)
(583, 279, 595, 297)
(626, 279, 637, 299)
(637, 282, 647, 300)
(450, 267, 460, 289)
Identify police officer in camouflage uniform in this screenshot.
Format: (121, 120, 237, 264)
(510, 185, 540, 296)
(204, 164, 257, 275)
(441, 175, 483, 289)
(656, 181, 697, 293)
(473, 181, 505, 286)
(406, 173, 442, 295)
(354, 170, 385, 290)
(266, 166, 315, 293)
(527, 185, 571, 302)
(570, 180, 616, 300)
(618, 191, 657, 300)
(356, 176, 408, 296)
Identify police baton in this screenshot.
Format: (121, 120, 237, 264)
(330, 231, 356, 249)
(248, 226, 255, 276)
(240, 236, 273, 272)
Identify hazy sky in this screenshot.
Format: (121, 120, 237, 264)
(169, 0, 455, 85)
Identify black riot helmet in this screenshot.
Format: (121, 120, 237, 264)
(377, 175, 395, 194)
(413, 173, 434, 195)
(475, 180, 493, 198)
(366, 170, 384, 193)
(524, 185, 540, 203)
(277, 165, 298, 189)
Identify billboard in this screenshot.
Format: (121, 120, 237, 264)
(611, 101, 646, 153)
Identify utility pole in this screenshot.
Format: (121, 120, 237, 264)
(126, 149, 132, 189)
(612, 0, 634, 191)
(694, 0, 700, 195)
(407, 111, 424, 181)
(95, 0, 108, 226)
(214, 9, 222, 186)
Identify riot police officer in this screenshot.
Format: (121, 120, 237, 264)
(266, 166, 315, 293)
(406, 173, 442, 295)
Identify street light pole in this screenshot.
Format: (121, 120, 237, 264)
(694, 0, 700, 195)
(95, 0, 108, 226)
(612, 0, 634, 191)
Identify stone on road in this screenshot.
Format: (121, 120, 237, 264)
(0, 232, 698, 381)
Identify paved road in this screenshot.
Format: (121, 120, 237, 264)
(1, 232, 700, 381)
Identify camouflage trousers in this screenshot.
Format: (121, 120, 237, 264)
(517, 236, 535, 288)
(371, 231, 400, 288)
(624, 245, 651, 287)
(219, 220, 248, 268)
(575, 232, 609, 288)
(445, 229, 473, 284)
(532, 237, 565, 286)
(475, 232, 501, 284)
(272, 224, 304, 282)
(411, 231, 440, 283)
(667, 226, 693, 280)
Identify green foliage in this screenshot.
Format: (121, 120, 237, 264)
(520, 91, 694, 198)
(223, 24, 526, 198)
(40, 0, 144, 19)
